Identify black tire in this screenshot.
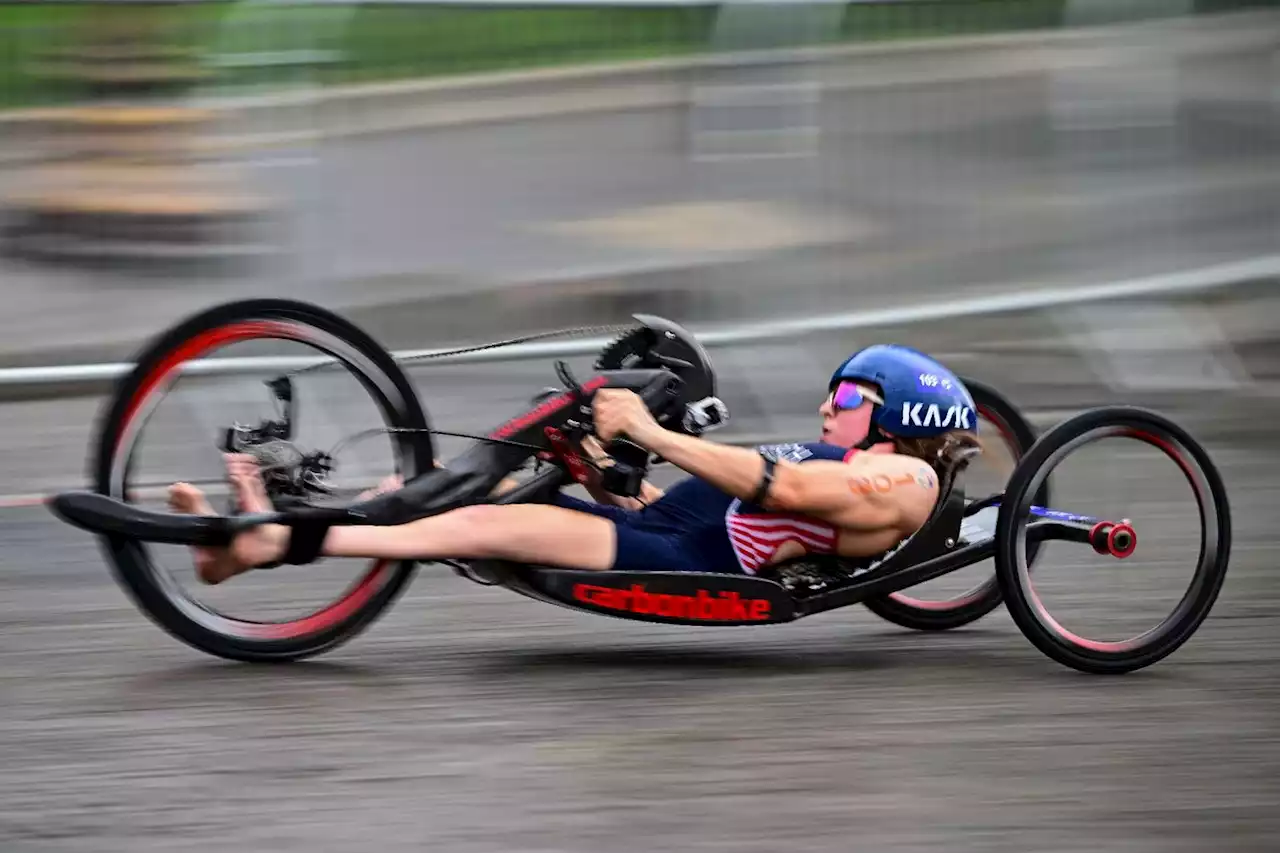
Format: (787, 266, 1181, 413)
(863, 377, 1048, 631)
(994, 406, 1232, 674)
(91, 298, 434, 663)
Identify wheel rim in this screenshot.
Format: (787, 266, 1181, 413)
(1010, 423, 1221, 655)
(108, 317, 415, 642)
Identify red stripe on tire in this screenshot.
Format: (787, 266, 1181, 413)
(116, 318, 397, 642)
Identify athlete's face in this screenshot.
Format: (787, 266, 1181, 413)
(819, 381, 882, 448)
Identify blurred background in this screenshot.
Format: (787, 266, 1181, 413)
(1, 2, 1278, 851)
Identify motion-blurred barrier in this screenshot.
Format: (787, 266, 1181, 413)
(5, 1, 1268, 163)
(0, 1, 276, 266)
(3, 0, 1273, 111)
(0, 0, 1274, 395)
(3, 0, 1269, 267)
(0, 255, 1274, 394)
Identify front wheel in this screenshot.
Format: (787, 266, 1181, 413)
(862, 377, 1048, 631)
(91, 298, 434, 662)
(994, 407, 1232, 674)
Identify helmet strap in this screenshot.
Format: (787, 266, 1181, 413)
(855, 419, 890, 451)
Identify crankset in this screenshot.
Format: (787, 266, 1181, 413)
(595, 315, 727, 439)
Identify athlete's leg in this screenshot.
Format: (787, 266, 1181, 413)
(169, 471, 406, 585)
(198, 455, 618, 584)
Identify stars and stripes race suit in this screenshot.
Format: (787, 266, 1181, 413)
(552, 442, 854, 574)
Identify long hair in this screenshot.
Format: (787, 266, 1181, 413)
(889, 431, 984, 479)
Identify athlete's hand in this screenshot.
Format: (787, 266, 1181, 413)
(578, 435, 610, 464)
(592, 389, 662, 447)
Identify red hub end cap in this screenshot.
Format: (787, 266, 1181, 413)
(1107, 523, 1137, 559)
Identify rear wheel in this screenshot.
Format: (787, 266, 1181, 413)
(91, 298, 433, 662)
(862, 377, 1048, 631)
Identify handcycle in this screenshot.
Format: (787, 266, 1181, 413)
(49, 299, 1232, 674)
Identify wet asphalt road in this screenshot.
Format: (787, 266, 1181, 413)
(2, 435, 1279, 853)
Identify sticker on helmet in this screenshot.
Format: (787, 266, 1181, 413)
(901, 402, 973, 429)
(917, 373, 955, 393)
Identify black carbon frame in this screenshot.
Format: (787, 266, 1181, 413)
(343, 367, 682, 526)
(795, 516, 1099, 614)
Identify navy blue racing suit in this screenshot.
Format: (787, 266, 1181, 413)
(553, 441, 856, 574)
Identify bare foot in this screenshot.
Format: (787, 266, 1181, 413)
(223, 454, 290, 572)
(168, 482, 240, 585)
(168, 455, 290, 585)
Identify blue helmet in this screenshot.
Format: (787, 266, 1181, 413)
(829, 344, 977, 439)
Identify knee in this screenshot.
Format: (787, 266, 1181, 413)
(442, 504, 511, 559)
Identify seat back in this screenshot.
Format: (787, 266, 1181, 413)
(875, 451, 972, 567)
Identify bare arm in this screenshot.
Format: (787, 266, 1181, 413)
(636, 424, 932, 532)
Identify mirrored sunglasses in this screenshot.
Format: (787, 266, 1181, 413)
(830, 381, 884, 412)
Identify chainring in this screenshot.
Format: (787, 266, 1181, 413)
(594, 315, 717, 436)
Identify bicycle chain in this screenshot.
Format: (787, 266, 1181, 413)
(263, 322, 640, 492)
(289, 323, 638, 479)
(288, 322, 635, 378)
